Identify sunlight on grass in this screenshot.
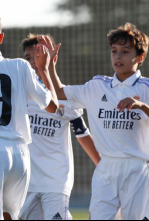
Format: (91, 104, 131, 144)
(71, 209, 89, 220)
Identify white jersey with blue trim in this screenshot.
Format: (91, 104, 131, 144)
(0, 52, 51, 144)
(27, 77, 89, 196)
(64, 70, 149, 160)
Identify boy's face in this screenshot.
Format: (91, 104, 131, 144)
(111, 42, 140, 79)
(24, 46, 41, 78)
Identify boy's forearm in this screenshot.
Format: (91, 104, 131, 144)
(49, 61, 67, 100)
(39, 68, 58, 113)
(77, 135, 101, 166)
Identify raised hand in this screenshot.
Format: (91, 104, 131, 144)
(37, 36, 61, 63)
(34, 44, 50, 71)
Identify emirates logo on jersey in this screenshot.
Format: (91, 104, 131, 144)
(98, 108, 141, 130)
(57, 105, 65, 117)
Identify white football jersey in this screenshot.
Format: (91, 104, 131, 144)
(64, 70, 149, 160)
(0, 52, 51, 144)
(27, 98, 85, 197)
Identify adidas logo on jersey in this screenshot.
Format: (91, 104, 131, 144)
(52, 213, 62, 220)
(143, 218, 149, 220)
(102, 95, 108, 102)
(76, 128, 83, 133)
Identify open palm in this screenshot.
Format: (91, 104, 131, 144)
(37, 36, 61, 61)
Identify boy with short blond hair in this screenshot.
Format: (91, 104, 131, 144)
(39, 23, 149, 220)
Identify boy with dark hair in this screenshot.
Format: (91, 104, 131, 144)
(0, 19, 58, 220)
(39, 23, 149, 220)
(22, 33, 56, 52)
(19, 34, 100, 220)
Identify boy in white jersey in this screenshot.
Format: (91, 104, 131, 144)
(39, 23, 149, 220)
(0, 19, 58, 220)
(19, 34, 101, 220)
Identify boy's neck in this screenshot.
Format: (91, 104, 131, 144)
(116, 71, 137, 82)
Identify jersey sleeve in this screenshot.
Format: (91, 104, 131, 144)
(63, 82, 91, 109)
(25, 61, 51, 110)
(63, 100, 84, 120)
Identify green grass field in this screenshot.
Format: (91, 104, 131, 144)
(71, 209, 89, 220)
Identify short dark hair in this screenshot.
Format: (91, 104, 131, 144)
(107, 23, 149, 66)
(22, 33, 56, 52)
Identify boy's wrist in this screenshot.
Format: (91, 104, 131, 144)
(38, 66, 49, 73)
(49, 59, 55, 67)
(49, 60, 56, 75)
(140, 103, 149, 115)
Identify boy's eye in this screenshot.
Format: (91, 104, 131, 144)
(111, 50, 117, 54)
(123, 51, 129, 54)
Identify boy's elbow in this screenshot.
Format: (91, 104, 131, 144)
(45, 101, 58, 113)
(49, 105, 58, 113)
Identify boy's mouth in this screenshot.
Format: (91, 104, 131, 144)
(115, 62, 123, 67)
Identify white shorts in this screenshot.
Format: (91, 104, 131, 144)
(20, 192, 72, 220)
(0, 139, 30, 220)
(89, 156, 149, 220)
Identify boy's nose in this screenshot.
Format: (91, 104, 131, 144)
(116, 52, 121, 59)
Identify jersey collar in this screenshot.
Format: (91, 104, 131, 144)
(111, 70, 141, 88)
(0, 52, 4, 61)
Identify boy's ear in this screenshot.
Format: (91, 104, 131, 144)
(139, 53, 145, 61)
(138, 53, 145, 66)
(0, 33, 4, 44)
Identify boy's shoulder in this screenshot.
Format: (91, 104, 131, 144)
(2, 57, 29, 68)
(137, 76, 149, 88)
(84, 75, 113, 88)
(91, 75, 113, 86)
(93, 75, 113, 81)
(1, 58, 32, 79)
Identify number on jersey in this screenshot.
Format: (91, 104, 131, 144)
(0, 74, 12, 126)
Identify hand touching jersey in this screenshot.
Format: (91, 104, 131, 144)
(117, 96, 143, 112)
(117, 96, 149, 117)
